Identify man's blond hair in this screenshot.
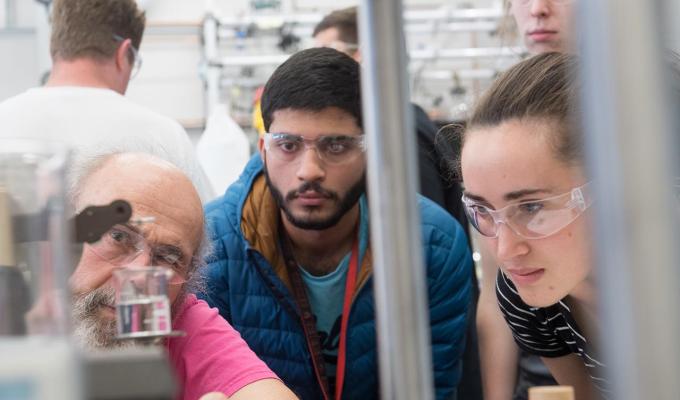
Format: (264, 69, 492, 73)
(50, 0, 145, 62)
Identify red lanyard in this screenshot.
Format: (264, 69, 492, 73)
(335, 236, 359, 400)
(280, 228, 360, 400)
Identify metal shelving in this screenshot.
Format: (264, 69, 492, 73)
(200, 5, 523, 125)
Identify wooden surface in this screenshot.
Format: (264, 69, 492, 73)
(529, 386, 575, 400)
(0, 188, 15, 266)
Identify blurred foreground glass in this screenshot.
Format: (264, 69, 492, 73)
(0, 139, 82, 399)
(112, 266, 177, 340)
(0, 139, 72, 337)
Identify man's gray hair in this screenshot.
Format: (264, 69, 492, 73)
(184, 229, 213, 295)
(68, 151, 212, 295)
(67, 152, 119, 208)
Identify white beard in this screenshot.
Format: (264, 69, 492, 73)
(72, 287, 137, 351)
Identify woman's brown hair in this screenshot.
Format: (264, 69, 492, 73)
(440, 52, 582, 180)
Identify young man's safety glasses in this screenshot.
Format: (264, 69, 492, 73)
(263, 133, 366, 165)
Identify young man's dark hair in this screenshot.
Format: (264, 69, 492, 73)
(312, 7, 358, 45)
(261, 47, 362, 132)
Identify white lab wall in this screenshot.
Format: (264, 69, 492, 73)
(0, 1, 45, 102)
(0, 31, 40, 102)
(127, 33, 205, 129)
(1, 0, 38, 27)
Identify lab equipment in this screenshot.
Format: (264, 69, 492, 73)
(112, 266, 180, 340)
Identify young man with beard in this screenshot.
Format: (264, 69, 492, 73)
(203, 48, 472, 400)
(313, 9, 483, 399)
(69, 153, 298, 400)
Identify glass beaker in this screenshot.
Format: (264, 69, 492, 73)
(0, 139, 72, 337)
(0, 139, 82, 399)
(111, 267, 174, 340)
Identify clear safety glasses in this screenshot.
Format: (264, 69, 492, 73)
(462, 182, 592, 240)
(263, 133, 366, 165)
(112, 34, 143, 79)
(87, 222, 188, 284)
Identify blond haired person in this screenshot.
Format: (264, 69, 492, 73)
(0, 0, 213, 201)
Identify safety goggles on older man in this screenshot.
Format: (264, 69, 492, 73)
(87, 222, 189, 284)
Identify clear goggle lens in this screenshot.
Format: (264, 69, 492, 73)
(264, 133, 365, 165)
(87, 223, 188, 284)
(462, 183, 591, 239)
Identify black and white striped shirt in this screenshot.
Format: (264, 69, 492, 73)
(496, 270, 610, 397)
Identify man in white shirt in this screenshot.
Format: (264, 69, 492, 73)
(0, 0, 213, 201)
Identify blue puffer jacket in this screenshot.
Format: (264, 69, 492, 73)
(203, 155, 472, 400)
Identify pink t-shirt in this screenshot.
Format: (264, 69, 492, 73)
(167, 294, 279, 400)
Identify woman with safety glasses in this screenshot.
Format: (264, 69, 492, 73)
(477, 2, 578, 399)
(453, 52, 606, 400)
(478, 1, 579, 399)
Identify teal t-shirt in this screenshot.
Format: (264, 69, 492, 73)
(298, 196, 369, 394)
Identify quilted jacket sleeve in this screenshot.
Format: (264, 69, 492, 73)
(421, 199, 473, 400)
(201, 201, 234, 323)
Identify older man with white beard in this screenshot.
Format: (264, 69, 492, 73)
(68, 153, 298, 400)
